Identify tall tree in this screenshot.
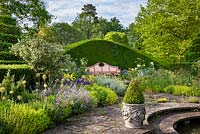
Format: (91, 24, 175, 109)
(37, 23, 86, 45)
(132, 0, 200, 62)
(108, 17, 125, 32)
(0, 0, 52, 33)
(72, 4, 98, 39)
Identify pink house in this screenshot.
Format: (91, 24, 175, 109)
(86, 62, 120, 75)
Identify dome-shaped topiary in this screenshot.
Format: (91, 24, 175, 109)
(123, 79, 144, 104)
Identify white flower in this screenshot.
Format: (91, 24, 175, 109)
(17, 95, 22, 100)
(9, 90, 14, 94)
(44, 84, 48, 88)
(137, 64, 141, 68)
(150, 62, 154, 65)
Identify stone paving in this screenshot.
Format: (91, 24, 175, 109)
(44, 101, 200, 134)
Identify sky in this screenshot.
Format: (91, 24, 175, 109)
(42, 0, 147, 27)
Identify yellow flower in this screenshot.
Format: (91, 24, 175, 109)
(0, 87, 5, 93)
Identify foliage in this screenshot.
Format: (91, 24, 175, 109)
(185, 33, 200, 62)
(156, 98, 169, 103)
(132, 0, 200, 62)
(64, 57, 88, 78)
(11, 38, 72, 77)
(123, 79, 144, 104)
(30, 97, 72, 124)
(65, 39, 163, 69)
(107, 17, 125, 32)
(0, 51, 20, 60)
(127, 23, 143, 49)
(1, 0, 52, 32)
(0, 65, 34, 89)
(72, 4, 98, 39)
(0, 60, 25, 64)
(37, 23, 86, 46)
(104, 31, 128, 45)
(163, 85, 193, 96)
(0, 70, 26, 102)
(94, 75, 127, 96)
(56, 84, 97, 115)
(86, 83, 118, 106)
(0, 15, 21, 50)
(187, 97, 199, 103)
(0, 102, 51, 134)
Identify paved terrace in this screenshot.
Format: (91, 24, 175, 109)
(44, 102, 200, 134)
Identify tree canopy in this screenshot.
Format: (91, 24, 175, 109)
(37, 23, 86, 46)
(0, 0, 52, 32)
(132, 0, 200, 63)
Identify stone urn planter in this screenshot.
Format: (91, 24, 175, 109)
(122, 79, 145, 128)
(122, 103, 145, 128)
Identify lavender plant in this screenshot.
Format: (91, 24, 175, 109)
(56, 83, 97, 114)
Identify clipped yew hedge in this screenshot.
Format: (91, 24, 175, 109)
(0, 51, 20, 60)
(0, 15, 16, 25)
(0, 23, 21, 35)
(65, 39, 164, 69)
(0, 42, 12, 51)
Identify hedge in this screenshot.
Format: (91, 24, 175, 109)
(0, 42, 12, 51)
(0, 51, 20, 60)
(65, 39, 164, 69)
(0, 60, 25, 64)
(0, 64, 35, 89)
(0, 33, 18, 44)
(165, 62, 192, 71)
(0, 23, 21, 36)
(0, 15, 16, 25)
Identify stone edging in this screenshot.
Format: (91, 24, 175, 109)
(144, 103, 200, 134)
(159, 112, 200, 134)
(146, 105, 200, 123)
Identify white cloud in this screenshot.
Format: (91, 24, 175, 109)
(42, 0, 147, 27)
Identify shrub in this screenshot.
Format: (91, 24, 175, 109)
(123, 80, 144, 104)
(187, 97, 199, 103)
(156, 98, 169, 103)
(65, 39, 163, 69)
(86, 83, 118, 106)
(0, 102, 51, 134)
(11, 38, 72, 78)
(56, 85, 97, 115)
(30, 98, 72, 124)
(164, 85, 193, 96)
(142, 69, 175, 93)
(94, 75, 127, 96)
